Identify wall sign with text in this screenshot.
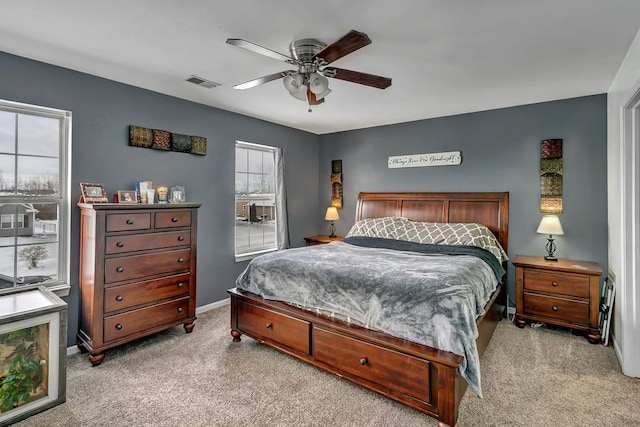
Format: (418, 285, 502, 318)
(388, 151, 462, 168)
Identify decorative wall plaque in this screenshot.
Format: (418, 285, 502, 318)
(388, 151, 462, 168)
(540, 139, 563, 213)
(331, 160, 343, 210)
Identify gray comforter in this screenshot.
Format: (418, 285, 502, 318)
(236, 237, 504, 397)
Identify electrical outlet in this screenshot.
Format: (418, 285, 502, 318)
(507, 307, 516, 315)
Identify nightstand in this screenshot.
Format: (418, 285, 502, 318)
(304, 234, 344, 246)
(513, 255, 603, 344)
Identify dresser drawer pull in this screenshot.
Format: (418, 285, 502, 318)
(178, 258, 184, 263)
(552, 306, 558, 312)
(177, 307, 183, 313)
(360, 357, 368, 366)
(552, 281, 558, 287)
(266, 322, 273, 329)
(126, 219, 134, 225)
(116, 267, 124, 273)
(178, 236, 185, 241)
(116, 242, 124, 248)
(116, 295, 123, 302)
(115, 324, 123, 330)
(178, 282, 184, 288)
(171, 217, 179, 223)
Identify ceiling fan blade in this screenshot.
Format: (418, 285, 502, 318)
(226, 38, 294, 63)
(313, 30, 372, 65)
(232, 71, 294, 90)
(322, 67, 392, 89)
(307, 88, 325, 105)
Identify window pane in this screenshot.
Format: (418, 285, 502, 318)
(248, 149, 263, 173)
(235, 172, 248, 195)
(247, 173, 262, 194)
(262, 151, 274, 174)
(17, 114, 59, 157)
(0, 246, 15, 289)
(0, 111, 15, 154)
(18, 156, 59, 196)
(235, 147, 247, 173)
(0, 153, 16, 194)
(17, 203, 58, 246)
(16, 242, 57, 282)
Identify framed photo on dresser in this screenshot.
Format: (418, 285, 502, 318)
(79, 182, 108, 203)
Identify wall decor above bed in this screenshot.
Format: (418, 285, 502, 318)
(129, 125, 207, 156)
(330, 159, 343, 210)
(387, 151, 462, 168)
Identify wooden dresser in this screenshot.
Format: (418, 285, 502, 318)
(77, 202, 200, 365)
(513, 255, 603, 343)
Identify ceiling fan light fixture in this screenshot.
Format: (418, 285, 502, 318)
(283, 73, 304, 93)
(314, 87, 331, 101)
(309, 73, 330, 94)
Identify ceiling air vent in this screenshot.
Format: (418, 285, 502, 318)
(186, 75, 220, 88)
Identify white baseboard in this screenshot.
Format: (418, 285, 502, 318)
(67, 297, 231, 356)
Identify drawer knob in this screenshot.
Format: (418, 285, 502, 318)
(552, 281, 558, 287)
(178, 236, 185, 241)
(116, 242, 124, 248)
(126, 219, 134, 225)
(116, 267, 124, 273)
(178, 282, 184, 288)
(116, 295, 123, 302)
(266, 322, 273, 329)
(178, 258, 184, 263)
(171, 217, 179, 223)
(115, 324, 123, 330)
(360, 357, 368, 366)
(552, 306, 559, 312)
(177, 307, 183, 313)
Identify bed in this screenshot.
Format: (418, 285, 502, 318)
(228, 191, 509, 427)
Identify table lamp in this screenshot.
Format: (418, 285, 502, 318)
(536, 214, 564, 261)
(324, 207, 339, 237)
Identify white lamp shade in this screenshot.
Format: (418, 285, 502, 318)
(290, 84, 308, 101)
(536, 215, 564, 235)
(309, 73, 329, 94)
(324, 207, 339, 221)
(283, 73, 303, 93)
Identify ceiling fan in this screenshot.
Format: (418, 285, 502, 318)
(226, 30, 392, 108)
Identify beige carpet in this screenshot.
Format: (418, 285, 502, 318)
(14, 305, 640, 427)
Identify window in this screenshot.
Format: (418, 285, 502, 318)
(0, 99, 71, 295)
(235, 141, 280, 261)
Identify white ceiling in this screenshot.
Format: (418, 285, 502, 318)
(1, 1, 640, 135)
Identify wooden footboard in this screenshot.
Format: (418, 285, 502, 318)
(228, 283, 504, 427)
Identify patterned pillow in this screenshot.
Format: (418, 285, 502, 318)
(393, 220, 508, 263)
(346, 217, 408, 239)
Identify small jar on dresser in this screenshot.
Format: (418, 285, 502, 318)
(512, 255, 603, 344)
(77, 202, 201, 365)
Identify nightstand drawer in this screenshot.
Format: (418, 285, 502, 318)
(523, 269, 589, 298)
(524, 293, 589, 325)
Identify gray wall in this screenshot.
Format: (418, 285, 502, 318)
(0, 51, 321, 346)
(319, 95, 608, 306)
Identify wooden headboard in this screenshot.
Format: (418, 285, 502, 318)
(355, 192, 509, 252)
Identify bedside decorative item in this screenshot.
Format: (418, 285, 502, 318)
(540, 139, 563, 213)
(0, 286, 67, 425)
(157, 186, 168, 203)
(79, 183, 108, 204)
(117, 190, 138, 204)
(324, 207, 339, 237)
(536, 214, 564, 260)
(170, 186, 186, 203)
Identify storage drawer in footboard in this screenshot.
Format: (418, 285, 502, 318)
(313, 326, 431, 403)
(237, 300, 310, 355)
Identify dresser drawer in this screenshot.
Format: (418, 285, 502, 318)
(237, 301, 310, 354)
(105, 231, 191, 254)
(106, 213, 151, 232)
(103, 297, 190, 342)
(104, 249, 191, 283)
(104, 273, 190, 312)
(523, 269, 589, 298)
(313, 326, 431, 403)
(523, 293, 589, 325)
(155, 211, 192, 229)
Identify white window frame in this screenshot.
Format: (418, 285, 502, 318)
(0, 99, 71, 297)
(235, 141, 279, 262)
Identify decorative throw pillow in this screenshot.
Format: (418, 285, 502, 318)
(129, 125, 153, 148)
(346, 217, 408, 239)
(190, 136, 207, 156)
(152, 129, 171, 151)
(172, 133, 192, 153)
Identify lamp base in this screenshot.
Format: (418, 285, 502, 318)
(328, 221, 336, 238)
(544, 255, 558, 261)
